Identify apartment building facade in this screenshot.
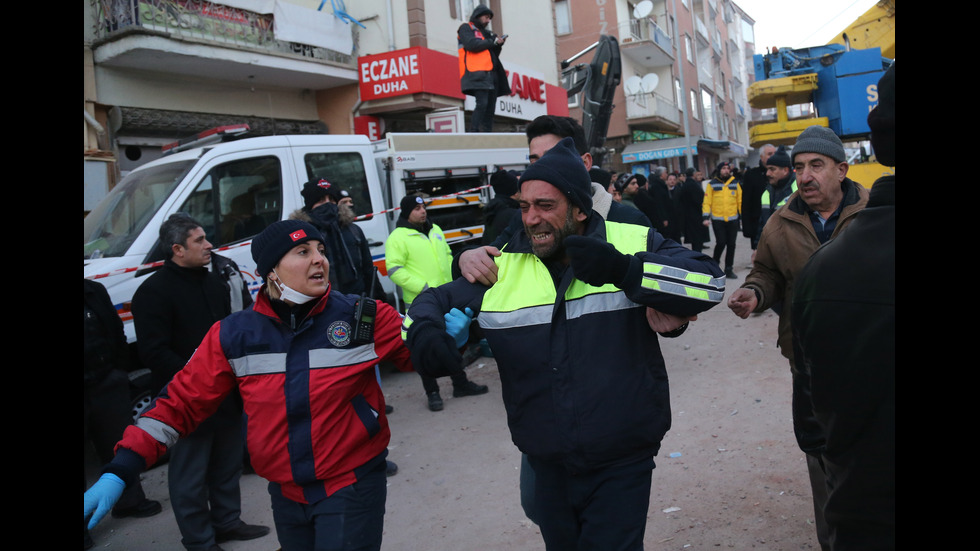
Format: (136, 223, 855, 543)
(556, 0, 755, 178)
(83, 0, 567, 210)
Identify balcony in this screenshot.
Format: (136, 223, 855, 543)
(694, 16, 710, 46)
(89, 0, 359, 91)
(624, 91, 681, 131)
(618, 18, 674, 69)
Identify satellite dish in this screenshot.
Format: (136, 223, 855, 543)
(633, 0, 653, 19)
(624, 75, 643, 95)
(640, 73, 659, 93)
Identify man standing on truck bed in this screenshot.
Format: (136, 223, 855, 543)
(458, 4, 510, 132)
(385, 194, 489, 412)
(129, 213, 269, 551)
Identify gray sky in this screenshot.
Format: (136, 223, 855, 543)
(735, 0, 882, 53)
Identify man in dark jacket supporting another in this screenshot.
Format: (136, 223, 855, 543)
(404, 137, 724, 550)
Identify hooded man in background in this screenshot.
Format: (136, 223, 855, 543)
(458, 4, 510, 132)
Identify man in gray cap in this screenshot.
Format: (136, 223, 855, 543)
(404, 137, 725, 551)
(727, 124, 869, 551)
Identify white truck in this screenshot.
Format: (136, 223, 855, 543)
(84, 128, 530, 413)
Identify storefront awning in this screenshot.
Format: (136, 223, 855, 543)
(622, 136, 747, 163)
(621, 136, 698, 163)
(697, 139, 747, 156)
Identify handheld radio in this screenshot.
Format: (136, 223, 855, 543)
(352, 267, 379, 345)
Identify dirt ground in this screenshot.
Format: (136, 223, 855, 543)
(85, 239, 823, 550)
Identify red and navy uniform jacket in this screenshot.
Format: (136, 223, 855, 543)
(108, 286, 412, 504)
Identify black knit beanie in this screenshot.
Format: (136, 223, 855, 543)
(519, 136, 593, 216)
(252, 219, 324, 280)
(766, 146, 791, 168)
(490, 168, 520, 197)
(589, 167, 612, 189)
(301, 179, 333, 210)
(399, 194, 426, 220)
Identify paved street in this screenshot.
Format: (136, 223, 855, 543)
(85, 237, 822, 550)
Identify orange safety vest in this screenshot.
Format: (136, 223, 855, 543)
(458, 22, 494, 78)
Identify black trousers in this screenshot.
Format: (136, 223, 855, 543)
(83, 369, 150, 510)
(470, 89, 496, 132)
(527, 455, 654, 551)
(711, 219, 739, 270)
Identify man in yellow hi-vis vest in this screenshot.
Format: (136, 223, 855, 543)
(386, 194, 488, 412)
(702, 161, 742, 279)
(457, 4, 510, 132)
(404, 137, 725, 550)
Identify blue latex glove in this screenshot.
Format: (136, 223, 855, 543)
(84, 473, 126, 530)
(444, 307, 474, 349)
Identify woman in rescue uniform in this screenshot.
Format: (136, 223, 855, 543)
(84, 219, 413, 551)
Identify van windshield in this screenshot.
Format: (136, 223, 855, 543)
(83, 160, 196, 259)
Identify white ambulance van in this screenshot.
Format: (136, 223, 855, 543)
(84, 128, 529, 345)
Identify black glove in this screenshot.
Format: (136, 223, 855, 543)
(565, 235, 632, 287)
(409, 325, 462, 379)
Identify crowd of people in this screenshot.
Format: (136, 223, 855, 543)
(85, 60, 893, 551)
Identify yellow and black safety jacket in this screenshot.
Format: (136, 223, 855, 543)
(757, 175, 797, 238)
(702, 176, 742, 222)
(385, 220, 452, 307)
(404, 215, 724, 473)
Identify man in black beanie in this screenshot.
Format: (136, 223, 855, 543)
(791, 62, 894, 551)
(386, 194, 488, 411)
(404, 136, 725, 551)
(741, 144, 776, 255)
(755, 145, 797, 257)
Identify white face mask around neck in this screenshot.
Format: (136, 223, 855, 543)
(272, 269, 318, 304)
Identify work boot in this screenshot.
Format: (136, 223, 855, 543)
(215, 521, 271, 543)
(111, 498, 162, 519)
(427, 392, 444, 411)
(453, 380, 489, 398)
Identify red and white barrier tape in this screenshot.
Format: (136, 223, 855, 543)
(87, 186, 491, 280)
(86, 241, 253, 281)
(352, 184, 490, 221)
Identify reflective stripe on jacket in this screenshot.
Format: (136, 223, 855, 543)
(111, 288, 411, 504)
(404, 216, 726, 473)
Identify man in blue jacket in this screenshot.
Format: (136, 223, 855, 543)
(404, 137, 725, 550)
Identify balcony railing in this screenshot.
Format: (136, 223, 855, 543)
(625, 91, 681, 126)
(91, 0, 356, 66)
(625, 18, 673, 52)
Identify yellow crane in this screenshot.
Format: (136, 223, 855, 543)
(747, 1, 895, 187)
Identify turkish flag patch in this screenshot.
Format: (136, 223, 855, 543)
(289, 229, 307, 241)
